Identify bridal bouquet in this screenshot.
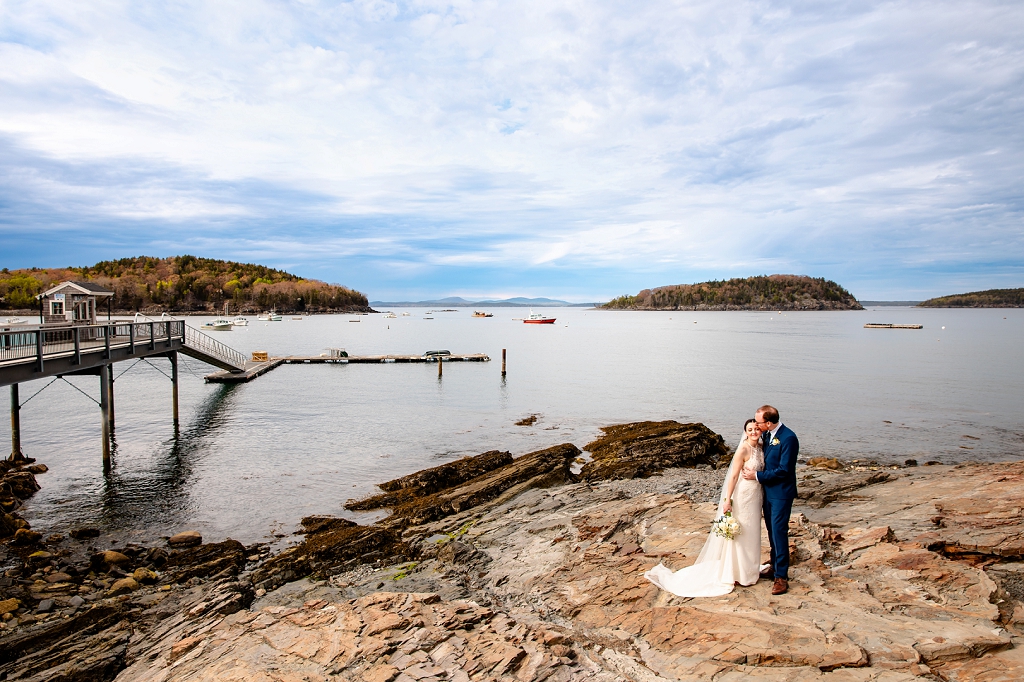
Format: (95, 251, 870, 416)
(712, 511, 741, 540)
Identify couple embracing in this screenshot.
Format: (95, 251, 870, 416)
(645, 405, 798, 597)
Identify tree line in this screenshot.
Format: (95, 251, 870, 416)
(918, 288, 1024, 307)
(0, 256, 369, 313)
(603, 275, 862, 310)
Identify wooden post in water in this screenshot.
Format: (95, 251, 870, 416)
(99, 363, 111, 469)
(108, 367, 115, 431)
(501, 348, 506, 376)
(170, 351, 179, 431)
(9, 384, 23, 462)
(437, 356, 443, 378)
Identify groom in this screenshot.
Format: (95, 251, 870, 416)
(742, 405, 799, 595)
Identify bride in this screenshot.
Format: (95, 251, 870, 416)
(645, 419, 765, 597)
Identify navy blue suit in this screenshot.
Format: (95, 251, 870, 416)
(756, 424, 799, 579)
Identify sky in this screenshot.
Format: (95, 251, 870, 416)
(1, 0, 1022, 301)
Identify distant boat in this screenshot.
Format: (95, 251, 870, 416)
(864, 323, 923, 329)
(383, 312, 397, 318)
(401, 312, 411, 317)
(472, 311, 493, 318)
(200, 318, 233, 331)
(292, 316, 303, 320)
(257, 311, 283, 321)
(523, 310, 556, 324)
(232, 316, 249, 326)
(423, 316, 434, 320)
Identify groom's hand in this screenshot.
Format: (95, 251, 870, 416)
(741, 469, 758, 481)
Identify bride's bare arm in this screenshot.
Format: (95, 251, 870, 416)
(722, 443, 749, 513)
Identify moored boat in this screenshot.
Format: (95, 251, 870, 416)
(200, 318, 233, 331)
(472, 311, 493, 317)
(257, 311, 283, 321)
(523, 309, 556, 324)
(232, 316, 249, 326)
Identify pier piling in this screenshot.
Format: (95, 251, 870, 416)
(100, 364, 111, 469)
(9, 384, 23, 462)
(170, 352, 179, 431)
(108, 368, 115, 431)
(437, 356, 443, 377)
(502, 348, 506, 377)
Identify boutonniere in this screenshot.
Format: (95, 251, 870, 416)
(771, 438, 780, 446)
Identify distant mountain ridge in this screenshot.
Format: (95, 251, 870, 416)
(370, 296, 597, 307)
(918, 287, 1024, 308)
(603, 275, 862, 311)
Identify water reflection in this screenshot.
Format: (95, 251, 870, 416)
(97, 383, 239, 530)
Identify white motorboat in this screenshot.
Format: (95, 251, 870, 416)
(383, 312, 397, 318)
(257, 311, 283, 321)
(232, 316, 249, 326)
(200, 318, 233, 331)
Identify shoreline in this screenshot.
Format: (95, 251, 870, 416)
(8, 421, 1024, 679)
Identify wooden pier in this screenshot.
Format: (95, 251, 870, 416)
(204, 353, 491, 383)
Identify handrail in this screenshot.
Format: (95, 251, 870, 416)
(1, 317, 247, 373)
(183, 325, 247, 371)
(0, 320, 186, 367)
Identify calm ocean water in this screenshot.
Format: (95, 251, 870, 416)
(4, 307, 1022, 546)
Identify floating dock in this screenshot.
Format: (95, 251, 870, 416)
(863, 323, 923, 329)
(204, 353, 490, 383)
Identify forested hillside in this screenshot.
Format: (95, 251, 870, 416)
(603, 275, 862, 310)
(918, 287, 1024, 307)
(0, 256, 369, 313)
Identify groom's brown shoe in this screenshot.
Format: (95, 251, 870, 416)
(772, 578, 789, 595)
(759, 567, 774, 580)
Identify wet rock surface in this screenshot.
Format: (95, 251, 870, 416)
(580, 421, 732, 481)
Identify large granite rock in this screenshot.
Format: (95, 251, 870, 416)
(580, 421, 731, 481)
(346, 450, 514, 511)
(383, 443, 581, 528)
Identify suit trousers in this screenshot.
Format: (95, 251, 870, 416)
(762, 495, 794, 579)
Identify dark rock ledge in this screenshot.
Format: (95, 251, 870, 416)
(9, 423, 1024, 681)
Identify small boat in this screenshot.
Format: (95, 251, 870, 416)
(472, 311, 493, 318)
(292, 316, 303, 320)
(383, 312, 397, 318)
(257, 311, 283, 321)
(523, 309, 556, 324)
(200, 318, 233, 331)
(401, 312, 411, 317)
(232, 316, 249, 326)
(864, 323, 923, 329)
(423, 316, 434, 320)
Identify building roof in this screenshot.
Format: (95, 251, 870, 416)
(38, 281, 114, 298)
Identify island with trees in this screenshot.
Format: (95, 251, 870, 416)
(603, 274, 862, 310)
(0, 255, 371, 314)
(918, 287, 1024, 308)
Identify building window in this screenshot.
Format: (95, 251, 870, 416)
(51, 301, 64, 315)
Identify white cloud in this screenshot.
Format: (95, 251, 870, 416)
(1, 0, 1023, 297)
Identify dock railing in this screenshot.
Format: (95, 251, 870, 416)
(0, 320, 185, 370)
(183, 325, 247, 371)
(131, 313, 248, 373)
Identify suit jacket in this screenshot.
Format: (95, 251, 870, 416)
(756, 423, 799, 501)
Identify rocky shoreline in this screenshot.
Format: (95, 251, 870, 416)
(4, 421, 1024, 680)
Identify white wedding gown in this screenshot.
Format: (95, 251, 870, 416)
(645, 445, 764, 597)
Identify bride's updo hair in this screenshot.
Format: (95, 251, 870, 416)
(744, 418, 756, 431)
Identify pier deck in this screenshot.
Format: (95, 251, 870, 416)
(204, 353, 491, 383)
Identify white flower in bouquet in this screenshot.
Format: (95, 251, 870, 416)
(711, 511, 741, 540)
